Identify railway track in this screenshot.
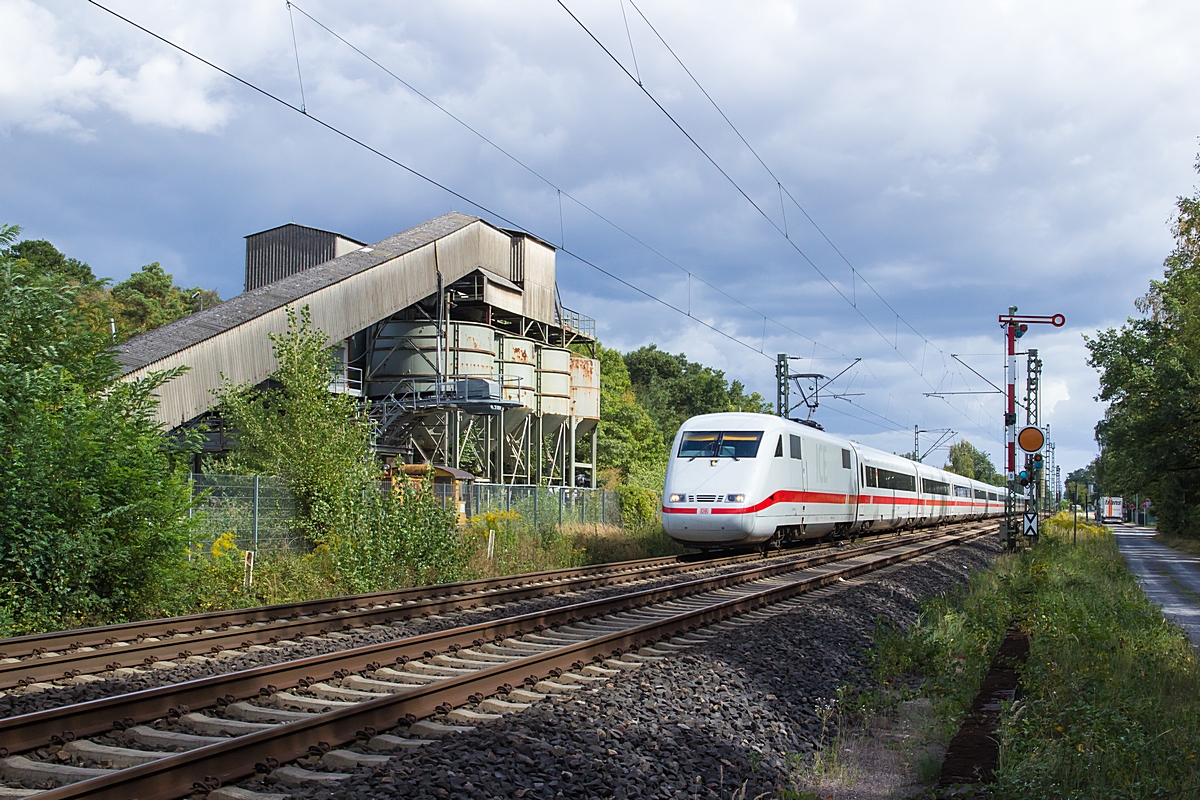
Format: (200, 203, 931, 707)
(0, 522, 992, 800)
(0, 549, 788, 691)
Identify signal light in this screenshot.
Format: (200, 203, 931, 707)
(1019, 470, 1028, 480)
(1020, 478, 1030, 487)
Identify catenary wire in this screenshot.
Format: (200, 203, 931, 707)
(285, 3, 842, 361)
(86, 0, 979, 444)
(624, 0, 1004, 432)
(624, 0, 931, 347)
(79, 1, 810, 388)
(556, 0, 1000, 443)
(284, 2, 923, 431)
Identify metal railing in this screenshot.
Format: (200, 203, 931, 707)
(558, 306, 596, 339)
(328, 365, 363, 396)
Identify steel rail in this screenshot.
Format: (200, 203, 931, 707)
(0, 549, 784, 689)
(0, 553, 723, 658)
(0, 523, 991, 756)
(27, 526, 989, 800)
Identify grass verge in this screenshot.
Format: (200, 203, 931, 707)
(865, 512, 1200, 798)
(1155, 529, 1200, 558)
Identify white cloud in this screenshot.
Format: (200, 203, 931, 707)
(0, 0, 232, 136)
(3, 0, 1198, 476)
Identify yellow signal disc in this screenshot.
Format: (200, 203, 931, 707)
(1017, 426, 1045, 452)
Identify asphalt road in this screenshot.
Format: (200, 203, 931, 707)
(1114, 526, 1200, 647)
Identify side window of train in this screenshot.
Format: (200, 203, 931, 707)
(774, 436, 784, 457)
(790, 434, 802, 459)
(841, 449, 851, 469)
(866, 466, 878, 488)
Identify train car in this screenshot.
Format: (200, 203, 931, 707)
(661, 412, 1007, 549)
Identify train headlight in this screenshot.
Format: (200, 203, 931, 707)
(727, 493, 745, 503)
(669, 493, 684, 503)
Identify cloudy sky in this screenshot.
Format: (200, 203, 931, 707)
(3, 0, 1199, 480)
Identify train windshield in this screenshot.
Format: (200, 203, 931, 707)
(678, 431, 764, 459)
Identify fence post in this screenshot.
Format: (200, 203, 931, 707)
(559, 487, 564, 527)
(252, 475, 260, 551)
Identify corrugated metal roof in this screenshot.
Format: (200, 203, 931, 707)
(115, 212, 479, 376)
(243, 221, 366, 245)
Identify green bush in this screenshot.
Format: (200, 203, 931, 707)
(214, 308, 465, 594)
(0, 227, 196, 634)
(615, 484, 660, 530)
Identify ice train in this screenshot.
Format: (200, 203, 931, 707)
(661, 413, 1008, 548)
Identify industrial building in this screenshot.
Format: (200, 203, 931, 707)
(116, 212, 600, 487)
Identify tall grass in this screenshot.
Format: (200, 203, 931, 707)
(460, 510, 685, 580)
(167, 512, 686, 616)
(870, 512, 1200, 798)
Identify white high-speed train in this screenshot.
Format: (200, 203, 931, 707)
(661, 412, 1008, 548)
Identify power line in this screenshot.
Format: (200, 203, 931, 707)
(284, 3, 838, 359)
(556, 1, 1000, 443)
(273, 2, 926, 431)
(630, 0, 933, 349)
(77, 1, 806, 386)
(88, 0, 984, 444)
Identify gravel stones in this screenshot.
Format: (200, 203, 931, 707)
(0, 556, 793, 718)
(275, 535, 1000, 800)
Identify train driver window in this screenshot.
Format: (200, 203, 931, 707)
(790, 434, 802, 459)
(774, 436, 784, 457)
(841, 449, 852, 469)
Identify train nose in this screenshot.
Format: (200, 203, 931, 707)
(662, 508, 758, 544)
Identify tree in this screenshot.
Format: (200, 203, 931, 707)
(944, 440, 999, 483)
(112, 262, 221, 340)
(1065, 460, 1100, 507)
(594, 343, 667, 490)
(2, 236, 222, 343)
(0, 224, 196, 634)
(215, 307, 463, 591)
(1, 237, 98, 285)
(1086, 156, 1200, 536)
(623, 345, 771, 448)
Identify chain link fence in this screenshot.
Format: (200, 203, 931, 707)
(188, 474, 302, 552)
(434, 483, 624, 527)
(188, 475, 630, 553)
